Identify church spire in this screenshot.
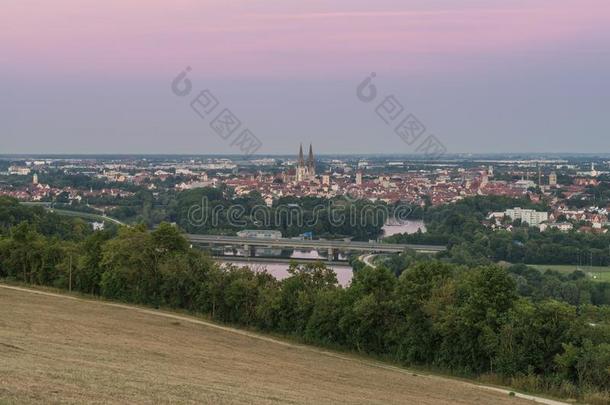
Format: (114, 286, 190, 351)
(307, 143, 314, 168)
(298, 143, 304, 166)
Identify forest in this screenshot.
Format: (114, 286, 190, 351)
(170, 187, 392, 240)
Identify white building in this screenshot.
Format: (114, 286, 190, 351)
(505, 207, 548, 226)
(8, 166, 31, 175)
(540, 222, 573, 232)
(176, 180, 212, 190)
(514, 180, 536, 190)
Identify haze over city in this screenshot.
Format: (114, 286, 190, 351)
(2, 0, 609, 154)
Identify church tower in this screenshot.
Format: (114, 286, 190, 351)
(307, 143, 315, 178)
(296, 143, 315, 182)
(298, 143, 305, 166)
(296, 143, 306, 182)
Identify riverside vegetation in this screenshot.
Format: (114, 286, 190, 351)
(0, 196, 609, 403)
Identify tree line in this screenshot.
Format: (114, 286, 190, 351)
(389, 195, 610, 267)
(171, 188, 389, 241)
(0, 196, 609, 402)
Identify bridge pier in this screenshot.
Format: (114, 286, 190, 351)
(327, 248, 339, 262)
(243, 244, 256, 258)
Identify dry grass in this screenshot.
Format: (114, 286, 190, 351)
(0, 285, 559, 405)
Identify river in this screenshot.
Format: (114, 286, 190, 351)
(381, 219, 426, 237)
(219, 220, 427, 287)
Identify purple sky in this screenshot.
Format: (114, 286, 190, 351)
(2, 0, 609, 154)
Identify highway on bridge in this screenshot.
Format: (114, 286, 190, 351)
(185, 234, 445, 254)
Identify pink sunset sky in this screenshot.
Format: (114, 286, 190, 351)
(2, 0, 608, 78)
(1, 0, 609, 153)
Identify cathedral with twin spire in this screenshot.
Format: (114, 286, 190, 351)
(296, 143, 316, 182)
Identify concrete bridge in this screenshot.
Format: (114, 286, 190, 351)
(185, 234, 445, 259)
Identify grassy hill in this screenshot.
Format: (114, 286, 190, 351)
(0, 284, 562, 405)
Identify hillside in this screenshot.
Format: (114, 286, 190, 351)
(0, 285, 564, 405)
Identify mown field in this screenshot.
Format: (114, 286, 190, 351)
(0, 285, 560, 405)
(528, 264, 610, 282)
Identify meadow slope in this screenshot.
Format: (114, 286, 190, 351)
(0, 285, 565, 405)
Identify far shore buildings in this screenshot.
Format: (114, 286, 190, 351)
(539, 222, 573, 232)
(8, 166, 31, 175)
(549, 171, 557, 186)
(488, 207, 549, 226)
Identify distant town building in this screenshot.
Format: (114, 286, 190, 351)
(480, 172, 489, 188)
(296, 144, 316, 182)
(504, 207, 548, 226)
(574, 178, 599, 187)
(577, 162, 601, 177)
(540, 222, 573, 232)
(355, 171, 363, 186)
(515, 179, 536, 190)
(32, 173, 39, 185)
(549, 171, 557, 186)
(8, 166, 31, 176)
(176, 179, 212, 190)
(295, 144, 316, 182)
